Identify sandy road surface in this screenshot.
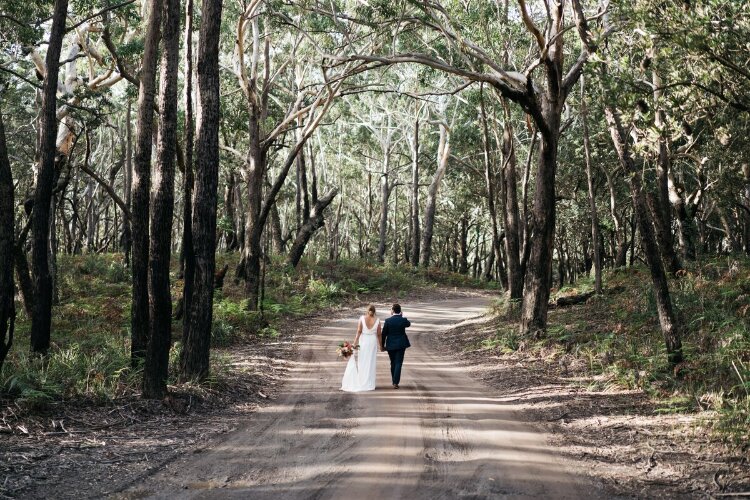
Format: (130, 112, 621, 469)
(119, 297, 597, 499)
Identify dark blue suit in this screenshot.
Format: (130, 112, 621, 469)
(381, 314, 411, 385)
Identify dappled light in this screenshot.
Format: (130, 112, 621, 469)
(1, 0, 748, 497)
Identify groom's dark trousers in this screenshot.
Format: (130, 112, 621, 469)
(388, 349, 406, 385)
(381, 314, 411, 386)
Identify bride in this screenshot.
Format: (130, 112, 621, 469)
(340, 305, 382, 392)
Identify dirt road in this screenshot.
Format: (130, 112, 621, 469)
(120, 297, 597, 499)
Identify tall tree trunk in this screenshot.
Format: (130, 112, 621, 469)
(143, 0, 180, 399)
(14, 220, 34, 317)
(0, 110, 15, 369)
(377, 150, 391, 263)
(480, 88, 503, 285)
(392, 185, 399, 264)
(744, 163, 750, 254)
(287, 189, 339, 267)
(420, 123, 450, 267)
(521, 113, 559, 336)
(521, 128, 537, 264)
(241, 142, 264, 310)
(131, 0, 162, 365)
(309, 142, 319, 205)
(409, 118, 420, 266)
(179, 0, 196, 343)
(581, 76, 602, 294)
(604, 102, 684, 367)
(500, 109, 523, 300)
(180, 0, 223, 380)
(30, 0, 68, 355)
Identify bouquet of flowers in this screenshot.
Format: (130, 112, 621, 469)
(336, 341, 359, 359)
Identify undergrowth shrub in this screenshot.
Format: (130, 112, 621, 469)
(484, 257, 750, 445)
(481, 327, 520, 353)
(3, 253, 495, 409)
(1, 343, 138, 407)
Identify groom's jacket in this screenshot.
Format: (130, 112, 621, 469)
(382, 315, 411, 351)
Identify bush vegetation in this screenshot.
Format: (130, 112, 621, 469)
(1, 253, 493, 408)
(482, 257, 750, 445)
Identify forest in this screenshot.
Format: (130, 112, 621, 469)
(1, 0, 749, 497)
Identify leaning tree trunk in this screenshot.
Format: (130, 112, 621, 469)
(180, 0, 223, 381)
(143, 0, 180, 399)
(131, 0, 162, 366)
(287, 189, 339, 268)
(420, 123, 450, 268)
(30, 0, 68, 355)
(604, 103, 684, 366)
(269, 197, 285, 254)
(0, 110, 15, 369)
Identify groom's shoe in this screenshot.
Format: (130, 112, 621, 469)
(393, 384, 399, 389)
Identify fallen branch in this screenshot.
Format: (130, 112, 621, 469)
(550, 291, 595, 308)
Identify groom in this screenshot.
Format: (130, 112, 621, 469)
(380, 303, 411, 389)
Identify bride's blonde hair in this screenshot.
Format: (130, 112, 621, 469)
(367, 304, 376, 317)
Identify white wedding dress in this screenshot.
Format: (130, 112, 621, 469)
(340, 316, 378, 392)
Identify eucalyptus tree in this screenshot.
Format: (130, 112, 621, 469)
(30, 0, 68, 354)
(143, 0, 181, 399)
(350, 93, 406, 263)
(496, 101, 524, 298)
(287, 187, 340, 267)
(229, 2, 352, 309)
(130, 0, 162, 365)
(580, 75, 602, 293)
(179, 0, 195, 329)
(326, 0, 606, 334)
(622, 1, 750, 261)
(420, 98, 455, 268)
(595, 31, 686, 365)
(181, 0, 224, 381)
(408, 102, 427, 266)
(601, 97, 684, 365)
